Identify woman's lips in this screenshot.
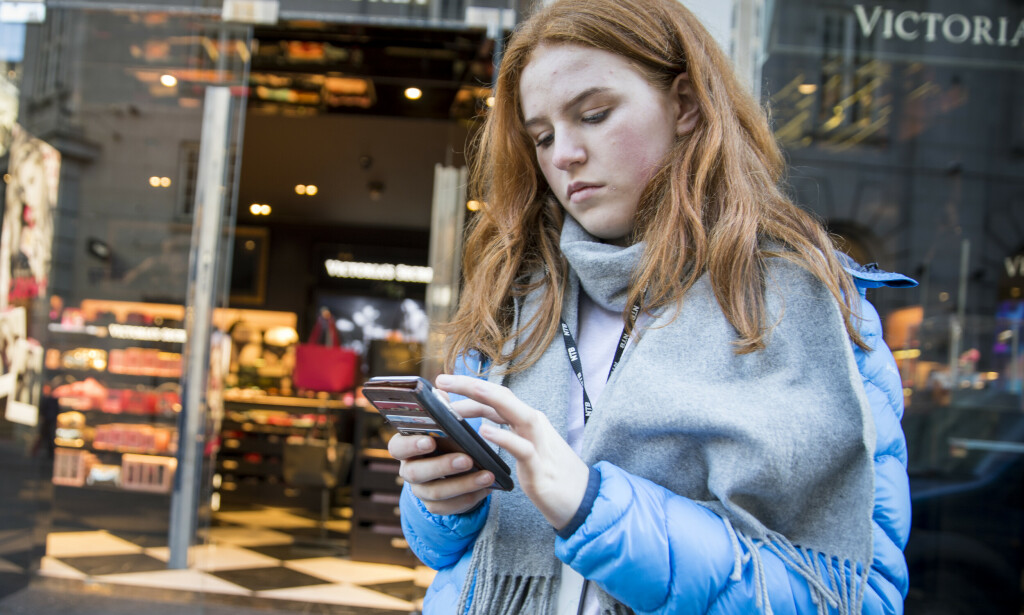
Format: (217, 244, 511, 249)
(567, 183, 601, 203)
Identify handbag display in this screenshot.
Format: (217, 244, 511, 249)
(282, 412, 353, 489)
(292, 311, 358, 393)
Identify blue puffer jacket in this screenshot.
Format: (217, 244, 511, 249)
(401, 261, 916, 614)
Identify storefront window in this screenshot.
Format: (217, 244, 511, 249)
(0, 0, 502, 610)
(764, 1, 1024, 611)
(0, 0, 251, 607)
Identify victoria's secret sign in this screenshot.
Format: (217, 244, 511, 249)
(854, 4, 1024, 47)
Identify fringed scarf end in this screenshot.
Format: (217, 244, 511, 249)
(463, 573, 558, 615)
(723, 521, 871, 615)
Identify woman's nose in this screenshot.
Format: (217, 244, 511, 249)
(551, 134, 586, 170)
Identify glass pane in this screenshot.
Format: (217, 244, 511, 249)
(0, 4, 249, 610)
(763, 1, 1024, 611)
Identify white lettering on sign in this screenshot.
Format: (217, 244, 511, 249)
(854, 5, 1024, 47)
(222, 0, 279, 25)
(108, 324, 188, 344)
(324, 259, 433, 283)
(1005, 255, 1024, 278)
(0, 2, 46, 24)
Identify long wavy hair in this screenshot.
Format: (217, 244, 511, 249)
(442, 0, 864, 373)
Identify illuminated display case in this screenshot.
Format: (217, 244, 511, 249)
(46, 300, 187, 493)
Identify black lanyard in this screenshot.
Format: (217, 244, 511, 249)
(560, 303, 640, 424)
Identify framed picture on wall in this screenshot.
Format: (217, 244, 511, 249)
(229, 226, 269, 306)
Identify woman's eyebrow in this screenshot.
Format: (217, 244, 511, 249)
(523, 86, 611, 130)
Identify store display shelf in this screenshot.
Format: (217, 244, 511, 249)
(54, 482, 173, 496)
(217, 457, 282, 476)
(220, 419, 312, 436)
(56, 406, 178, 421)
(47, 323, 110, 336)
(224, 391, 349, 410)
(220, 436, 287, 456)
(216, 481, 321, 508)
(48, 322, 185, 343)
(55, 442, 177, 457)
(47, 334, 183, 353)
(53, 368, 181, 383)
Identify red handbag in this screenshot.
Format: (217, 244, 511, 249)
(292, 313, 359, 393)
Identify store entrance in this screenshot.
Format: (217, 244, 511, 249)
(182, 17, 492, 610)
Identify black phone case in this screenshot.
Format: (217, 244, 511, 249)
(362, 376, 514, 491)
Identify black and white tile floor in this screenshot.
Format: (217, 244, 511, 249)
(32, 506, 434, 614)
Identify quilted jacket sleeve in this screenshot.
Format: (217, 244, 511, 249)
(398, 351, 492, 570)
(850, 284, 912, 614)
(400, 482, 489, 570)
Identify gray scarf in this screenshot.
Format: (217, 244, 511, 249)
(458, 217, 875, 615)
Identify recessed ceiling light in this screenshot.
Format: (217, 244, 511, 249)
(160, 74, 178, 87)
(404, 87, 423, 100)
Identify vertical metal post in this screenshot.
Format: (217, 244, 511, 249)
(1012, 323, 1021, 401)
(956, 238, 970, 327)
(949, 238, 970, 389)
(423, 164, 467, 381)
(168, 86, 231, 569)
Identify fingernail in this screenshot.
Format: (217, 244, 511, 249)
(476, 472, 493, 486)
(452, 455, 471, 471)
(417, 438, 433, 452)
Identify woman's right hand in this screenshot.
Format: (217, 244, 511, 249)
(388, 431, 494, 516)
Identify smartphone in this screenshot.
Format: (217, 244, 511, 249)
(362, 376, 514, 491)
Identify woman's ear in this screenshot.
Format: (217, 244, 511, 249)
(671, 73, 701, 137)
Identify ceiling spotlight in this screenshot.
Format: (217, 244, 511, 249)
(160, 74, 178, 87)
(295, 184, 306, 195)
(404, 87, 423, 100)
(250, 203, 262, 215)
(149, 176, 161, 187)
(305, 184, 318, 196)
(797, 83, 818, 95)
(466, 200, 483, 212)
(260, 204, 271, 215)
(485, 96, 495, 107)
(160, 176, 171, 187)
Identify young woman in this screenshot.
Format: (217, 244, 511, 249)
(389, 0, 914, 613)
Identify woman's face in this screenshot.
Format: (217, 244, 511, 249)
(16, 151, 48, 213)
(520, 43, 681, 243)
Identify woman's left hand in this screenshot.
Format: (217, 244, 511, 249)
(435, 374, 590, 531)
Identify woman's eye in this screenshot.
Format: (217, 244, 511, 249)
(535, 134, 554, 149)
(582, 109, 609, 124)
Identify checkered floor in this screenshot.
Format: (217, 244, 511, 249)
(31, 506, 434, 613)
